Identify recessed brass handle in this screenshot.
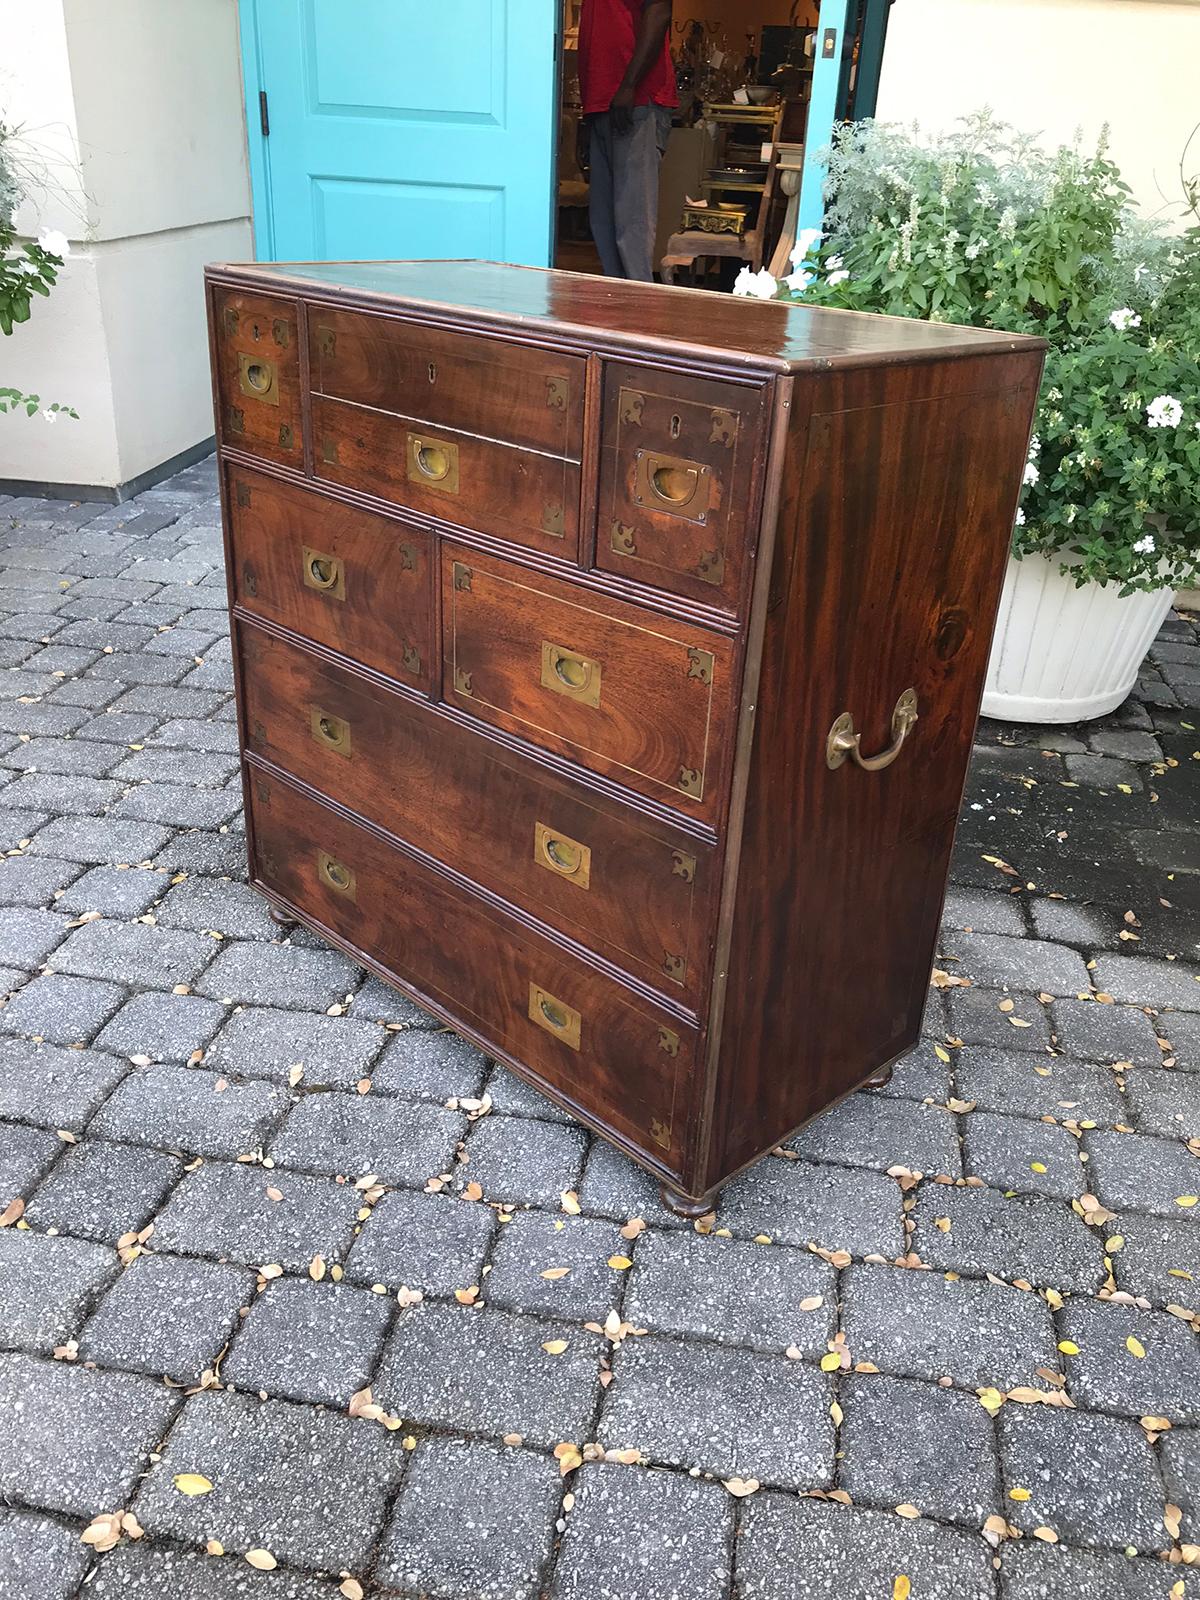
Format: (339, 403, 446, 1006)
(237, 351, 279, 405)
(528, 982, 581, 1050)
(534, 821, 591, 890)
(302, 546, 345, 600)
(310, 706, 351, 758)
(406, 431, 459, 494)
(317, 850, 356, 899)
(634, 450, 710, 523)
(826, 688, 918, 772)
(541, 641, 602, 709)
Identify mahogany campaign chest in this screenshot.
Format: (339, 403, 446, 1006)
(205, 260, 1044, 1214)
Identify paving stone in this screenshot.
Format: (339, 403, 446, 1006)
(948, 985, 1055, 1051)
(0, 771, 121, 815)
(377, 1301, 602, 1447)
(372, 1027, 489, 1100)
(350, 974, 439, 1027)
(1126, 1068, 1200, 1139)
(93, 990, 228, 1062)
(153, 1160, 361, 1272)
(0, 735, 126, 776)
(1160, 1428, 1200, 1541)
(78, 1252, 255, 1382)
(864, 1038, 953, 1103)
(0, 1507, 92, 1600)
(551, 1462, 730, 1600)
(0, 1352, 179, 1516)
(268, 1092, 463, 1186)
(1092, 954, 1200, 1012)
(1086, 1128, 1200, 1219)
(206, 1006, 386, 1087)
(28, 814, 174, 865)
(73, 709, 162, 743)
(598, 1333, 834, 1488)
(344, 1185, 495, 1295)
(155, 827, 247, 878)
(999, 1544, 1181, 1600)
(1057, 1295, 1200, 1422)
(486, 1061, 576, 1123)
(843, 1261, 1060, 1391)
(460, 1113, 588, 1207)
(0, 808, 50, 851)
(55, 618, 158, 652)
(912, 1183, 1105, 1292)
(380, 1435, 562, 1600)
(149, 878, 275, 941)
(1064, 753, 1142, 788)
(938, 929, 1091, 996)
(223, 1276, 393, 1406)
(998, 1406, 1168, 1551)
(79, 1545, 340, 1600)
(1051, 997, 1166, 1068)
(839, 1373, 1000, 1524)
(956, 1045, 1125, 1126)
(941, 887, 1028, 938)
(133, 1390, 401, 1569)
(717, 1153, 905, 1257)
(0, 1038, 128, 1130)
(150, 716, 240, 753)
(92, 1065, 288, 1158)
(53, 865, 168, 919)
(0, 906, 71, 968)
(24, 1138, 181, 1241)
(963, 1108, 1087, 1199)
(624, 1227, 836, 1355)
(578, 1138, 689, 1228)
(1160, 1011, 1200, 1072)
(112, 780, 240, 830)
(0, 1228, 118, 1353)
(789, 1092, 961, 1177)
(1029, 897, 1119, 947)
(87, 648, 192, 687)
(0, 854, 80, 907)
(1113, 1213, 1200, 1313)
(485, 1207, 634, 1321)
(112, 745, 239, 786)
(0, 971, 125, 1045)
(0, 700, 86, 737)
(196, 941, 360, 1010)
(0, 1119, 61, 1201)
(52, 918, 216, 993)
(737, 1494, 995, 1600)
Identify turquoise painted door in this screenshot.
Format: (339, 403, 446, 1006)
(245, 1, 558, 266)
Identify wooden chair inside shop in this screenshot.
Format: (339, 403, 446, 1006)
(660, 147, 779, 287)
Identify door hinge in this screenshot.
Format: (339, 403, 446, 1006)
(259, 90, 270, 138)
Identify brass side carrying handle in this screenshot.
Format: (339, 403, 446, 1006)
(826, 688, 918, 772)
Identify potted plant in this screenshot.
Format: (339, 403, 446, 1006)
(735, 114, 1200, 723)
(0, 120, 76, 424)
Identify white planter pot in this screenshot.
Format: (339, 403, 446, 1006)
(982, 553, 1175, 724)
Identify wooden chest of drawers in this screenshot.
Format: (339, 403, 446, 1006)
(206, 260, 1044, 1214)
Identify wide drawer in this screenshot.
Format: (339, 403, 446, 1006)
(238, 619, 716, 1009)
(309, 308, 585, 457)
(212, 288, 303, 469)
(247, 767, 694, 1175)
(596, 362, 771, 614)
(227, 466, 431, 693)
(442, 545, 737, 825)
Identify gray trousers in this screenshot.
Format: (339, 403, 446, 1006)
(587, 105, 671, 283)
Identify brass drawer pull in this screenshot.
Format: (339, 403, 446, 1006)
(310, 706, 351, 758)
(541, 641, 602, 708)
(317, 850, 356, 899)
(826, 688, 918, 772)
(302, 546, 345, 600)
(237, 351, 279, 405)
(406, 431, 459, 494)
(635, 450, 710, 523)
(528, 982, 581, 1050)
(534, 821, 591, 890)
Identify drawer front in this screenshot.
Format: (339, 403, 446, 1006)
(309, 308, 586, 457)
(442, 545, 737, 824)
(248, 767, 694, 1175)
(238, 620, 716, 1009)
(212, 289, 303, 468)
(313, 395, 580, 559)
(227, 467, 431, 693)
(596, 362, 771, 612)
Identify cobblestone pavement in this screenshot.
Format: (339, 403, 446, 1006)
(0, 456, 1198, 1600)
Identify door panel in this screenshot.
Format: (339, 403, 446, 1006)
(251, 0, 556, 266)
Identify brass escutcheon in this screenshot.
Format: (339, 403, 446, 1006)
(671, 849, 696, 883)
(678, 766, 703, 799)
(528, 982, 581, 1051)
(317, 850, 356, 900)
(534, 821, 591, 890)
(657, 1026, 680, 1057)
(541, 642, 601, 709)
(406, 431, 460, 494)
(650, 1117, 672, 1151)
(237, 350, 279, 406)
(686, 647, 714, 684)
(634, 450, 710, 523)
(302, 546, 345, 601)
(545, 376, 568, 411)
(826, 688, 919, 773)
(310, 706, 351, 758)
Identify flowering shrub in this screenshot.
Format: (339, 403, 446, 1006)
(0, 122, 77, 421)
(734, 114, 1200, 594)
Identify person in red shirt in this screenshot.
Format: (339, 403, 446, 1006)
(578, 0, 675, 282)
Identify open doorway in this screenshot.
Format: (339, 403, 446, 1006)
(553, 1, 887, 288)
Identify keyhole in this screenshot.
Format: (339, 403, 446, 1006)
(670, 413, 682, 439)
(428, 361, 437, 383)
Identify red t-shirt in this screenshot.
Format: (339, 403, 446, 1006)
(578, 0, 678, 116)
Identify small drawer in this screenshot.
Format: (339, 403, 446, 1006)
(309, 308, 585, 457)
(238, 619, 717, 1008)
(313, 395, 580, 559)
(248, 767, 694, 1175)
(212, 289, 303, 467)
(227, 467, 431, 693)
(596, 362, 771, 613)
(442, 545, 737, 825)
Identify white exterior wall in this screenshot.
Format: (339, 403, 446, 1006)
(0, 0, 253, 493)
(875, 0, 1200, 224)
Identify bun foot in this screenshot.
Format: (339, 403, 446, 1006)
(268, 905, 295, 928)
(863, 1062, 894, 1089)
(659, 1182, 718, 1220)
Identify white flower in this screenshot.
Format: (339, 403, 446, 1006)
(1022, 459, 1039, 486)
(17, 260, 39, 277)
(783, 267, 812, 294)
(789, 228, 822, 269)
(1065, 504, 1077, 524)
(825, 254, 843, 272)
(1133, 534, 1156, 555)
(732, 266, 779, 300)
(1109, 307, 1141, 332)
(1146, 395, 1183, 429)
(1014, 507, 1026, 526)
(41, 409, 57, 425)
(826, 269, 849, 286)
(1027, 434, 1040, 457)
(36, 228, 70, 260)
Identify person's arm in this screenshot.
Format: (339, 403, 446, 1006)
(609, 0, 671, 132)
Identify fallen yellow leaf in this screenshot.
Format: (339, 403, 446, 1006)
(1057, 1341, 1080, 1356)
(819, 1352, 841, 1372)
(542, 1339, 568, 1355)
(172, 1473, 213, 1496)
(893, 1579, 911, 1600)
(1126, 1335, 1146, 1359)
(246, 1550, 277, 1570)
(1008, 1486, 1031, 1501)
(607, 1255, 633, 1270)
(1176, 1196, 1199, 1209)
